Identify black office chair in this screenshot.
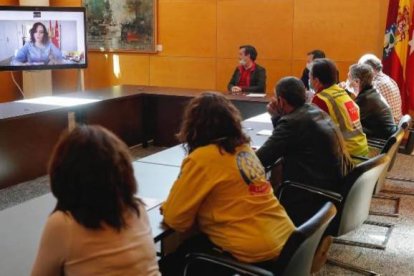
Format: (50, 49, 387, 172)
(367, 114, 412, 155)
(183, 202, 337, 276)
(353, 127, 405, 217)
(277, 154, 390, 275)
(379, 115, 414, 186)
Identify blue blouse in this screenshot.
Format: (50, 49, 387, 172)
(13, 42, 63, 65)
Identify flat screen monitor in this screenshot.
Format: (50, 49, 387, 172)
(0, 6, 87, 71)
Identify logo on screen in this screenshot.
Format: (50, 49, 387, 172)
(33, 11, 41, 18)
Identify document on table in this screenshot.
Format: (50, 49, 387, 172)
(256, 129, 273, 136)
(245, 93, 266, 98)
(140, 197, 163, 211)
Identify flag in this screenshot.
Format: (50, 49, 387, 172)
(382, 0, 413, 113)
(51, 21, 60, 49)
(407, 4, 414, 111)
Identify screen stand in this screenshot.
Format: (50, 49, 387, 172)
(22, 70, 53, 99)
(78, 69, 85, 92)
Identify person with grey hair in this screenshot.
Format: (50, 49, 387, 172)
(358, 54, 402, 122)
(348, 63, 397, 139)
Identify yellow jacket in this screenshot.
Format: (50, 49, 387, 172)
(162, 144, 295, 263)
(314, 84, 368, 157)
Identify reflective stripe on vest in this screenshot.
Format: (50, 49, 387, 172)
(318, 90, 364, 140)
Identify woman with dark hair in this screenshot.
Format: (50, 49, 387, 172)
(31, 126, 159, 276)
(13, 22, 63, 65)
(160, 92, 294, 275)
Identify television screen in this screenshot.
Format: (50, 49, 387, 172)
(0, 6, 87, 71)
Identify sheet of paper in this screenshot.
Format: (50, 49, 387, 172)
(256, 129, 273, 136)
(139, 197, 163, 211)
(245, 112, 272, 123)
(245, 93, 266, 98)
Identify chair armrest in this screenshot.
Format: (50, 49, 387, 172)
(184, 252, 274, 276)
(264, 157, 283, 172)
(367, 137, 387, 145)
(277, 181, 342, 204)
(351, 155, 370, 161)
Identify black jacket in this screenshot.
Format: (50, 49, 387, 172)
(301, 68, 310, 90)
(355, 87, 397, 140)
(227, 64, 266, 93)
(256, 104, 354, 225)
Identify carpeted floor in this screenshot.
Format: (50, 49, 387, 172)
(0, 147, 413, 275)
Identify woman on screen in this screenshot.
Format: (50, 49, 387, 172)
(31, 126, 160, 276)
(12, 22, 64, 65)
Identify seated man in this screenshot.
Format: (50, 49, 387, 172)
(300, 49, 326, 90)
(358, 54, 403, 123)
(256, 77, 354, 225)
(348, 63, 397, 139)
(311, 58, 369, 157)
(227, 45, 266, 93)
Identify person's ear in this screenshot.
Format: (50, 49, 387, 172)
(313, 77, 322, 90)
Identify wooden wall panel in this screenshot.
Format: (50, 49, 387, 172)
(109, 54, 150, 86)
(217, 0, 293, 60)
(292, 0, 388, 61)
(158, 0, 217, 57)
(260, 59, 292, 95)
(49, 0, 81, 6)
(216, 58, 236, 92)
(83, 53, 113, 90)
(150, 56, 216, 89)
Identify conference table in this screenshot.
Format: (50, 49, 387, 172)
(0, 110, 274, 275)
(138, 114, 274, 168)
(0, 85, 268, 190)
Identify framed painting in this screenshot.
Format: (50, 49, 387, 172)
(83, 0, 157, 53)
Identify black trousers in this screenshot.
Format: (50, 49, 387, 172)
(159, 234, 277, 276)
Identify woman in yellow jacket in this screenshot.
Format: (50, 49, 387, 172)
(160, 92, 295, 275)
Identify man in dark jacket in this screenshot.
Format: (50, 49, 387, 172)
(256, 77, 354, 225)
(347, 63, 397, 139)
(227, 45, 266, 93)
(300, 49, 326, 90)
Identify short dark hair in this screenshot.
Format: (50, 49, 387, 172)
(240, 45, 258, 61)
(177, 92, 250, 154)
(310, 58, 338, 87)
(275, 77, 306, 108)
(307, 49, 326, 60)
(30, 22, 49, 44)
(49, 125, 141, 231)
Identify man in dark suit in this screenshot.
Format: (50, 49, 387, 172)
(301, 49, 326, 90)
(228, 45, 266, 93)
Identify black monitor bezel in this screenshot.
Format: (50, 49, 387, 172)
(0, 5, 88, 72)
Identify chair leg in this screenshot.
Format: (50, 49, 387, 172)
(327, 257, 379, 275)
(370, 194, 400, 217)
(334, 221, 394, 250)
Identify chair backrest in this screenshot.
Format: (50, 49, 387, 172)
(274, 202, 337, 276)
(335, 154, 389, 236)
(398, 114, 412, 130)
(398, 114, 413, 154)
(375, 128, 405, 193)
